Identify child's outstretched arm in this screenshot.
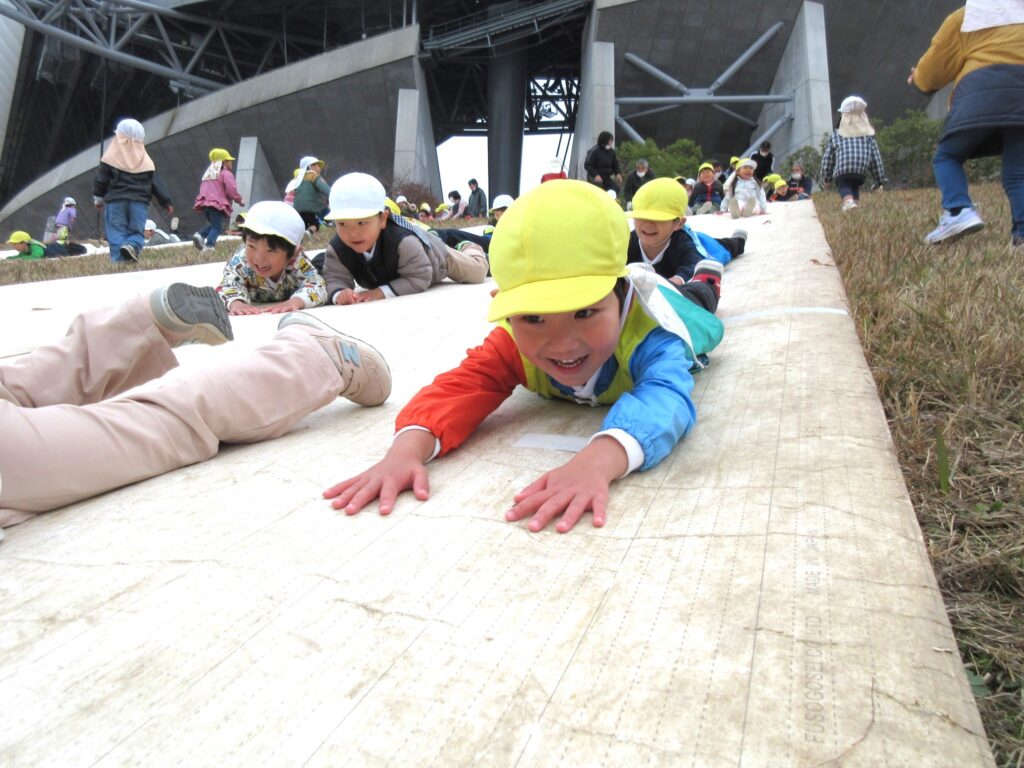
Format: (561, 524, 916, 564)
(324, 326, 525, 514)
(324, 429, 436, 515)
(506, 436, 627, 533)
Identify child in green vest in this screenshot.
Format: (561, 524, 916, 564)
(324, 180, 725, 534)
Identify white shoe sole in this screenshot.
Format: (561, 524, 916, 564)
(925, 220, 985, 244)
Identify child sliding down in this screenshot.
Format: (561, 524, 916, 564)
(325, 180, 725, 533)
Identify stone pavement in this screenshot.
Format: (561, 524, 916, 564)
(0, 201, 994, 766)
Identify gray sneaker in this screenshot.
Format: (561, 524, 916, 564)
(696, 201, 714, 215)
(150, 283, 233, 347)
(728, 198, 740, 219)
(277, 312, 392, 406)
(192, 232, 204, 251)
(119, 243, 138, 262)
(741, 197, 757, 217)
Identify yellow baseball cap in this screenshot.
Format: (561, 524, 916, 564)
(487, 180, 629, 322)
(625, 178, 688, 221)
(209, 148, 235, 162)
(384, 198, 402, 216)
(774, 178, 789, 190)
(6, 230, 32, 244)
(764, 173, 783, 185)
(698, 162, 714, 173)
(730, 156, 740, 167)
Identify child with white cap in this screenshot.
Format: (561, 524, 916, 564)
(433, 193, 515, 253)
(321, 172, 488, 305)
(324, 180, 724, 534)
(285, 156, 331, 237)
(92, 118, 174, 263)
(143, 218, 178, 246)
(54, 197, 77, 245)
(721, 158, 768, 218)
(192, 148, 244, 251)
(1, 283, 391, 530)
(217, 201, 327, 315)
(820, 96, 888, 211)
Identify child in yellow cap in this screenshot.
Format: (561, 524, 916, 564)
(628, 178, 747, 278)
(691, 162, 726, 215)
(5, 231, 46, 260)
(192, 147, 244, 251)
(325, 180, 724, 534)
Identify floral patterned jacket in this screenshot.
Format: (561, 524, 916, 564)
(217, 247, 327, 308)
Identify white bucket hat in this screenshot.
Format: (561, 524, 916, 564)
(488, 194, 515, 212)
(325, 173, 386, 220)
(838, 96, 868, 114)
(63, 196, 77, 206)
(395, 194, 408, 204)
(115, 118, 145, 141)
(144, 219, 156, 230)
(241, 200, 305, 246)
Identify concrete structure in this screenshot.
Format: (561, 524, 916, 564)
(0, 203, 995, 766)
(756, 2, 834, 165)
(0, 26, 438, 239)
(234, 137, 278, 218)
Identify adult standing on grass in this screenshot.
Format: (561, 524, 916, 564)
(92, 118, 174, 263)
(466, 179, 488, 218)
(191, 148, 244, 253)
(584, 130, 622, 195)
(909, 2, 1024, 247)
(820, 96, 888, 212)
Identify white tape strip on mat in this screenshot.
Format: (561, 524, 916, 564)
(515, 433, 590, 453)
(723, 306, 849, 325)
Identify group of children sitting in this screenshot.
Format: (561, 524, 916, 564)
(687, 158, 812, 218)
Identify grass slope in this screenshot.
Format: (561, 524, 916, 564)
(817, 184, 1023, 768)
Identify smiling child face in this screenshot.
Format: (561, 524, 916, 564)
(737, 165, 755, 180)
(633, 217, 682, 254)
(334, 212, 388, 253)
(245, 236, 294, 280)
(508, 290, 621, 388)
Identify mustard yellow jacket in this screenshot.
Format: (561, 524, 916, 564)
(914, 7, 1024, 92)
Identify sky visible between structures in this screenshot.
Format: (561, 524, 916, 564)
(436, 133, 575, 204)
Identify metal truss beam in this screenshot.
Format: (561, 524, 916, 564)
(0, 0, 328, 94)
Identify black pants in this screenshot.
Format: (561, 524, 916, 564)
(835, 174, 864, 200)
(715, 236, 745, 259)
(678, 280, 718, 314)
(434, 228, 492, 253)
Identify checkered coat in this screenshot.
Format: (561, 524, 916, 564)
(821, 133, 888, 186)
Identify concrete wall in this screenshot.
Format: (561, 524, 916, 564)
(234, 137, 279, 212)
(756, 1, 833, 167)
(926, 84, 953, 120)
(0, 16, 25, 167)
(0, 26, 426, 239)
(392, 51, 442, 196)
(569, 3, 618, 180)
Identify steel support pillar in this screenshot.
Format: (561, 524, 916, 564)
(487, 43, 527, 197)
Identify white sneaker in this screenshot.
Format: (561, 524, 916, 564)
(924, 208, 985, 244)
(728, 198, 740, 219)
(741, 197, 757, 217)
(842, 199, 859, 212)
(277, 312, 392, 406)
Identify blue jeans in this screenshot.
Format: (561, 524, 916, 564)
(105, 200, 148, 262)
(198, 208, 226, 248)
(933, 126, 1024, 238)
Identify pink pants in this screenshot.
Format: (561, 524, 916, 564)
(0, 295, 341, 525)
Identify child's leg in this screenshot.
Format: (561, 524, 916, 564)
(125, 200, 147, 255)
(204, 209, 225, 248)
(444, 242, 489, 284)
(1001, 127, 1024, 242)
(0, 325, 343, 518)
(715, 235, 745, 259)
(0, 294, 177, 408)
(104, 201, 128, 261)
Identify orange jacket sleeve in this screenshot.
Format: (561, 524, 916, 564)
(395, 326, 527, 456)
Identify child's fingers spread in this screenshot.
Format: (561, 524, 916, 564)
(555, 497, 591, 534)
(323, 477, 358, 499)
(527, 493, 574, 532)
(513, 473, 549, 503)
(412, 467, 431, 500)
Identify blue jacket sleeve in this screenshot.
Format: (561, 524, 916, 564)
(601, 327, 697, 471)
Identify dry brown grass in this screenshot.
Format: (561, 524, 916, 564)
(817, 183, 1024, 768)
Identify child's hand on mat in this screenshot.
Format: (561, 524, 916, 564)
(262, 297, 304, 314)
(324, 430, 436, 515)
(506, 437, 627, 533)
(334, 288, 359, 305)
(229, 301, 263, 316)
(355, 288, 386, 303)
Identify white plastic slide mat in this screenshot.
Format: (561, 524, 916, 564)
(0, 202, 993, 766)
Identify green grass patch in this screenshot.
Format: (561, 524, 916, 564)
(817, 183, 1023, 768)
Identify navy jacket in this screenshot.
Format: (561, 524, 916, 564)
(941, 64, 1024, 157)
(626, 229, 702, 282)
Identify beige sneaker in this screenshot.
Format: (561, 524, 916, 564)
(277, 312, 392, 406)
(149, 283, 233, 347)
(741, 197, 757, 217)
(728, 198, 740, 219)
